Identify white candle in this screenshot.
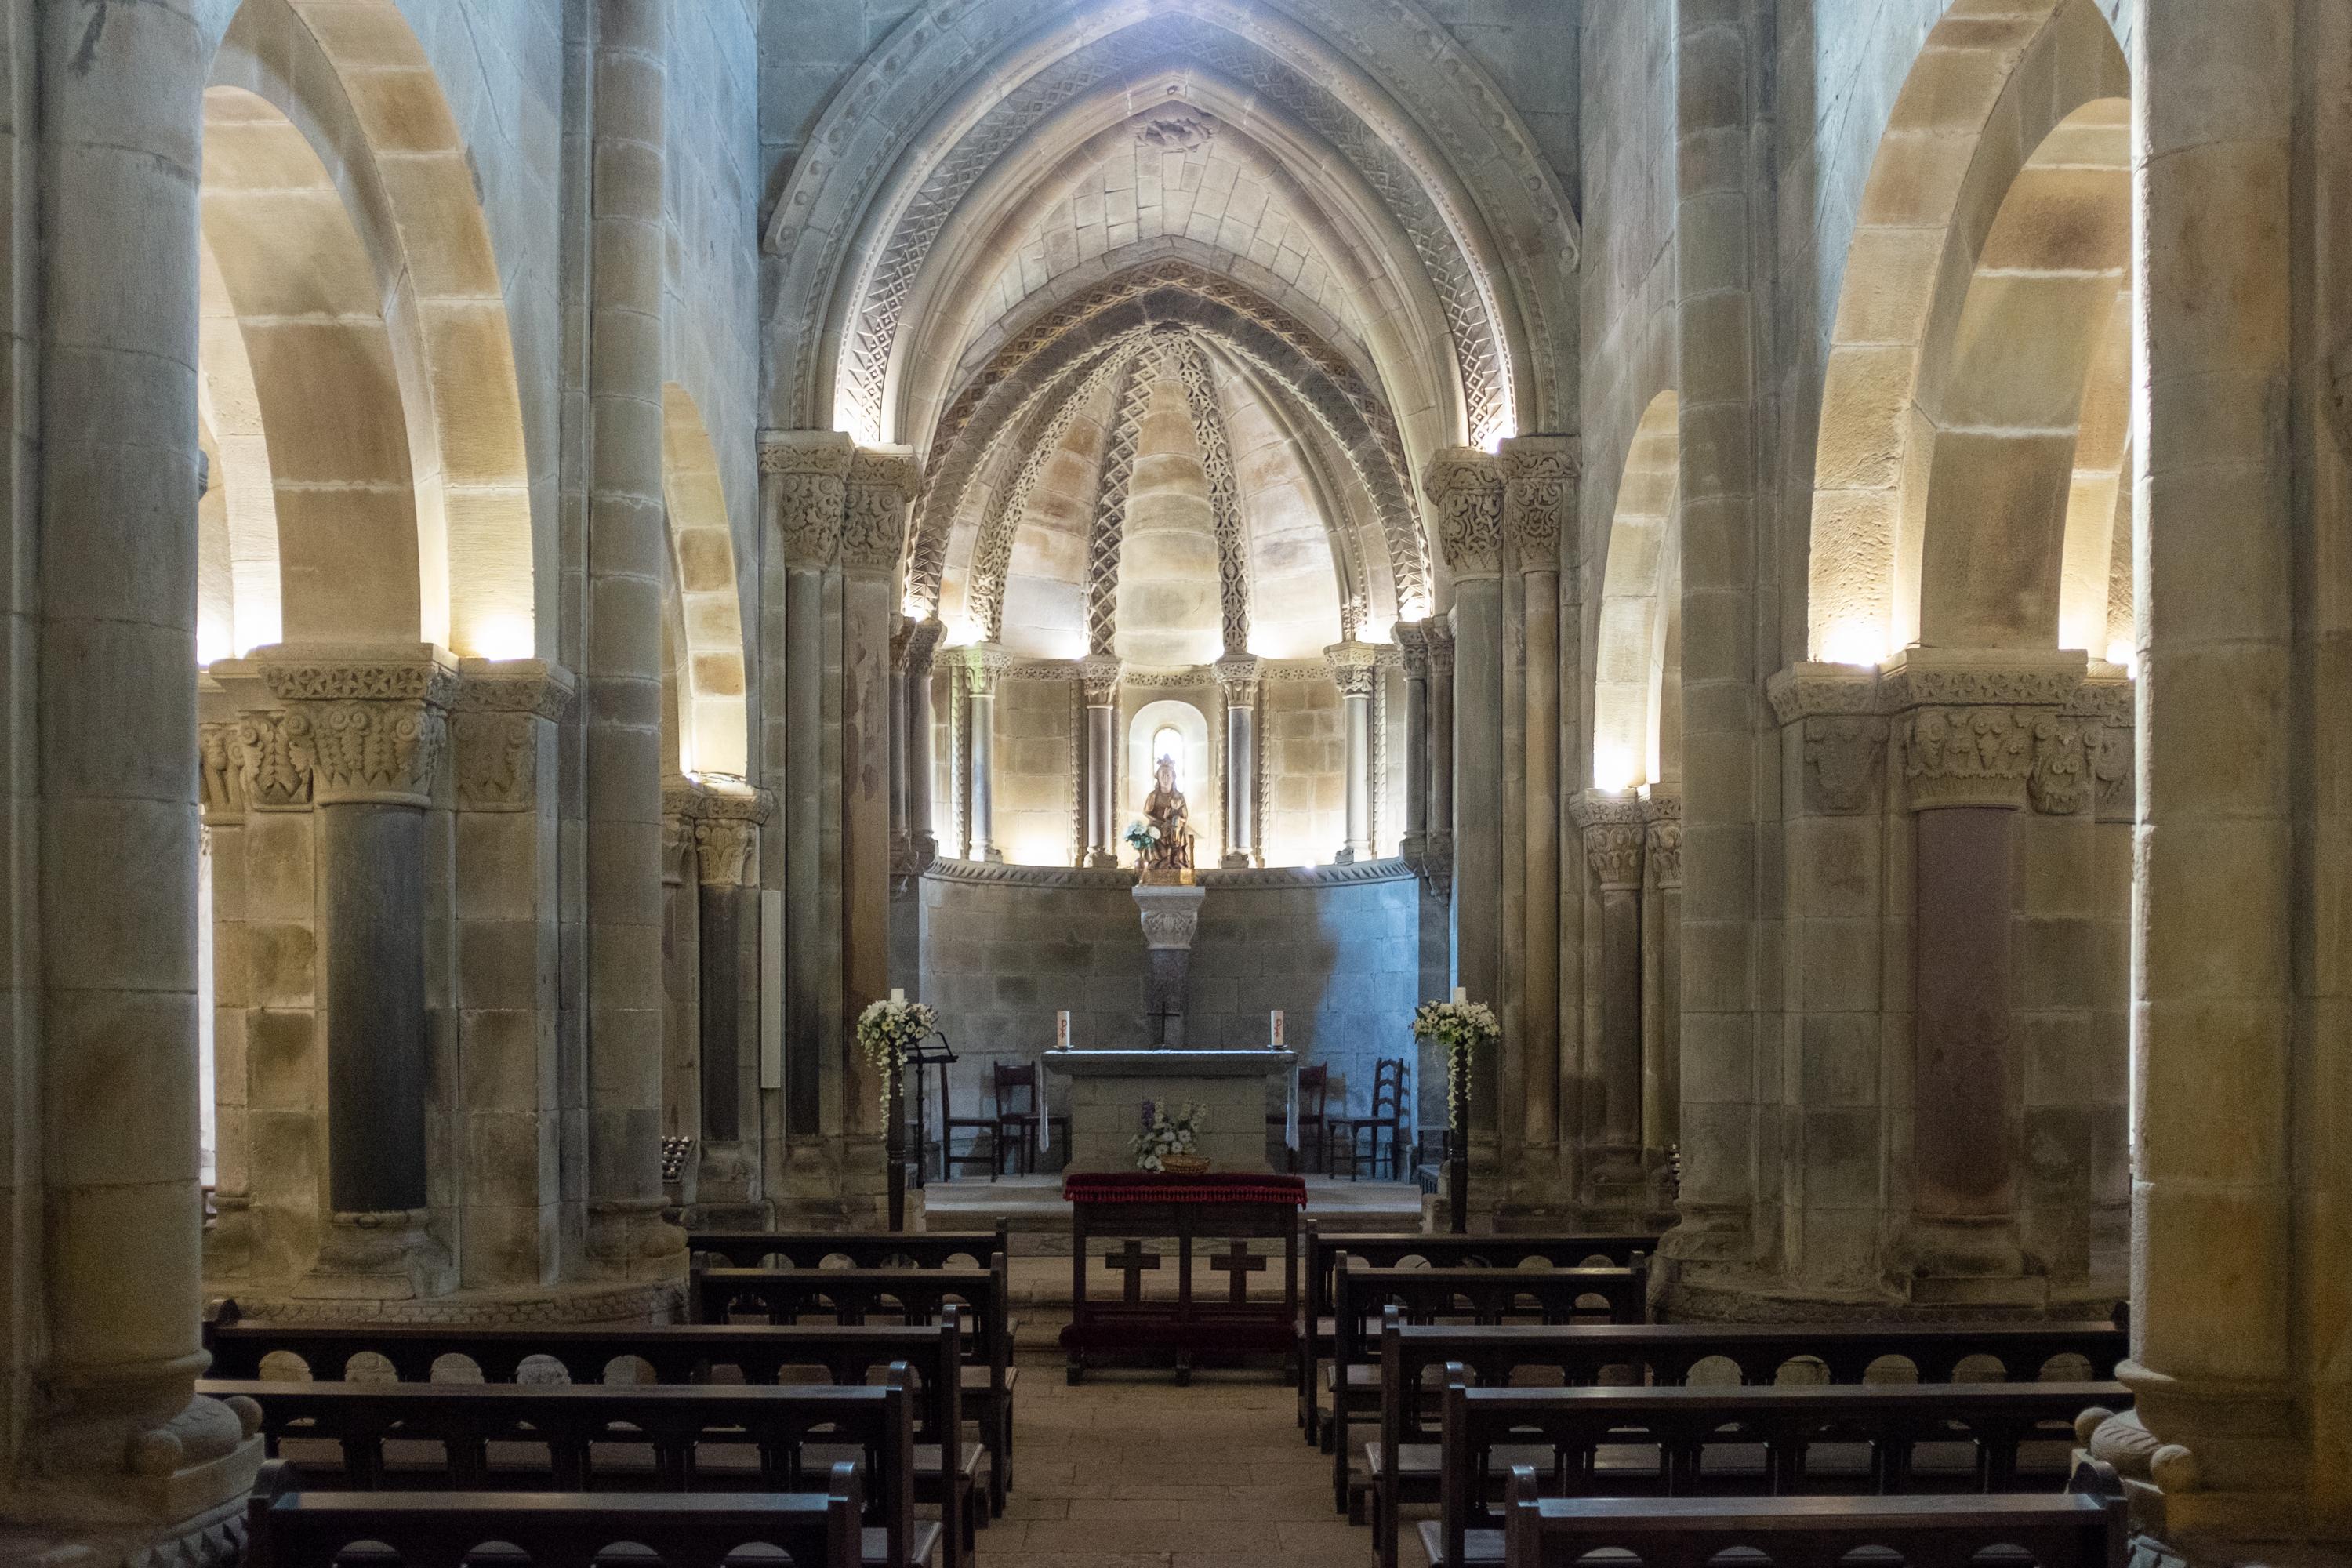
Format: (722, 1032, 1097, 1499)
(1269, 1010, 1284, 1047)
(890, 987, 906, 1006)
(1452, 986, 1468, 1004)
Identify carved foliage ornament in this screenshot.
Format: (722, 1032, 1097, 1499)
(238, 711, 312, 810)
(1904, 706, 2034, 811)
(841, 448, 922, 575)
(1502, 435, 1578, 565)
(764, 436, 855, 568)
(291, 702, 448, 807)
(1572, 792, 1646, 892)
(1425, 450, 1504, 577)
(1138, 906, 1203, 949)
(198, 723, 246, 820)
(1803, 717, 1886, 816)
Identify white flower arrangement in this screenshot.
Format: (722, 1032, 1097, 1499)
(1129, 1099, 1205, 1172)
(1412, 996, 1501, 1134)
(1123, 819, 1163, 853)
(855, 995, 938, 1106)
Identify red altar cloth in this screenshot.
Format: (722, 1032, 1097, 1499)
(1062, 1170, 1308, 1207)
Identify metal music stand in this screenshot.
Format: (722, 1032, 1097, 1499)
(906, 1031, 958, 1188)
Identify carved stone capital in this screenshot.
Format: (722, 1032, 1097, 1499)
(1080, 652, 1124, 707)
(236, 710, 313, 811)
(1902, 706, 2038, 811)
(966, 641, 1015, 697)
(1324, 639, 1379, 699)
(898, 616, 946, 678)
(841, 445, 921, 575)
(1572, 789, 1647, 892)
(258, 647, 457, 808)
(694, 817, 759, 887)
(1393, 619, 1431, 681)
(1766, 662, 1882, 726)
(1424, 622, 1456, 681)
(1501, 433, 1578, 571)
(699, 779, 775, 826)
(1878, 646, 2085, 712)
(198, 722, 247, 824)
(762, 430, 855, 568)
(452, 658, 576, 720)
(1803, 717, 1889, 816)
(1642, 788, 1683, 890)
(1425, 447, 1504, 579)
(449, 659, 573, 813)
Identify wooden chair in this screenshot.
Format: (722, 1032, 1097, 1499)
(1282, 1064, 1334, 1174)
(1332, 1058, 1407, 1181)
(990, 1062, 1046, 1178)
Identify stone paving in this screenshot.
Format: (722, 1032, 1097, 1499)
(981, 1353, 1406, 1568)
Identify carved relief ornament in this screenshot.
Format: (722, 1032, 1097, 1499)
(1080, 652, 1123, 707)
(260, 654, 459, 808)
(1642, 789, 1683, 890)
(763, 433, 855, 568)
(841, 445, 921, 575)
(1572, 791, 1647, 893)
(451, 660, 575, 814)
(1501, 434, 1579, 570)
(198, 722, 246, 822)
(1325, 640, 1379, 700)
(1767, 663, 1886, 817)
(1425, 448, 1504, 579)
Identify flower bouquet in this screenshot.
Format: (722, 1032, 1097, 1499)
(1123, 819, 1163, 855)
(1412, 995, 1501, 1134)
(855, 994, 939, 1108)
(1131, 1099, 1208, 1174)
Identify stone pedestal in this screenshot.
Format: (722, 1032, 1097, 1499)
(1134, 882, 1205, 1045)
(1044, 1048, 1298, 1173)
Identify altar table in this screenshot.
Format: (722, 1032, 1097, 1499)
(1058, 1170, 1308, 1385)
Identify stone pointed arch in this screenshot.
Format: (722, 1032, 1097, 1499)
(210, 0, 539, 658)
(764, 0, 1573, 444)
(1595, 391, 1680, 791)
(1805, 0, 2128, 662)
(662, 385, 750, 779)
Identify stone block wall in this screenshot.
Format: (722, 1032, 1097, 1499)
(996, 675, 1079, 865)
(1259, 672, 1345, 867)
(913, 862, 1426, 1163)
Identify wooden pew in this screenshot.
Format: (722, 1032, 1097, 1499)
(1363, 1316, 2128, 1562)
(690, 1257, 1015, 1516)
(1330, 1257, 1649, 1514)
(1408, 1374, 2129, 1568)
(1297, 1228, 1657, 1446)
(205, 1312, 978, 1567)
(688, 1220, 1011, 1272)
(1498, 1457, 2129, 1568)
(209, 1372, 938, 1568)
(245, 1456, 863, 1568)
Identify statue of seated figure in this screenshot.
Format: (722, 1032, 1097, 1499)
(1142, 753, 1196, 876)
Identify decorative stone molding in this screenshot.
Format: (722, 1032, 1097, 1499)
(1080, 652, 1123, 706)
(1425, 622, 1455, 681)
(898, 616, 945, 677)
(1903, 707, 2037, 811)
(1134, 887, 1206, 950)
(1572, 790, 1647, 892)
(258, 648, 459, 809)
(965, 641, 1015, 697)
(920, 855, 1419, 891)
(1137, 107, 1214, 151)
(451, 659, 574, 814)
(1767, 663, 1887, 818)
(1877, 647, 2085, 712)
(1325, 638, 1379, 699)
(763, 430, 855, 568)
(1393, 619, 1430, 680)
(841, 445, 920, 575)
(1210, 652, 1259, 704)
(1501, 433, 1579, 570)
(198, 722, 246, 823)
(1642, 789, 1683, 891)
(1425, 448, 1505, 579)
(694, 818, 758, 887)
(926, 857, 1135, 890)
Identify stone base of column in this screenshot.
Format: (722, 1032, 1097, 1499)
(2089, 1367, 2315, 1544)
(586, 1197, 688, 1282)
(296, 1209, 454, 1302)
(0, 1480, 255, 1568)
(1087, 851, 1120, 869)
(688, 1142, 768, 1231)
(773, 1134, 895, 1229)
(1219, 850, 1252, 869)
(1900, 1214, 2043, 1307)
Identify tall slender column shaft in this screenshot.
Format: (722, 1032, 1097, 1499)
(904, 619, 943, 868)
(1396, 626, 1431, 862)
(1427, 626, 1456, 871)
(694, 790, 768, 1145)
(582, 0, 675, 1273)
(1215, 654, 1259, 868)
(1574, 791, 1646, 1192)
(1328, 641, 1378, 863)
(966, 644, 1012, 864)
(29, 0, 262, 1519)
(1082, 654, 1122, 866)
(1641, 790, 1683, 1179)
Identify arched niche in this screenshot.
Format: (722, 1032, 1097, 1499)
(1124, 699, 1213, 860)
(1806, 0, 2129, 662)
(1594, 392, 1681, 789)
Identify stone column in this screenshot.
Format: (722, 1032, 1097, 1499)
(30, 0, 263, 1530)
(767, 433, 851, 1146)
(841, 453, 919, 1220)
(2096, 0, 2304, 1534)
(1886, 650, 2082, 1297)
(1504, 435, 1576, 1187)
(1426, 623, 1456, 878)
(1081, 653, 1123, 866)
(1394, 624, 1432, 863)
(694, 783, 771, 1218)
(583, 0, 675, 1278)
(1573, 789, 1646, 1200)
(450, 659, 574, 1288)
(659, 781, 702, 1190)
(964, 643, 1014, 864)
(1640, 789, 1684, 1192)
(1427, 451, 1505, 1170)
(888, 618, 913, 873)
(197, 699, 252, 1281)
(260, 649, 457, 1297)
(1327, 640, 1378, 863)
(902, 618, 945, 871)
(1213, 654, 1258, 868)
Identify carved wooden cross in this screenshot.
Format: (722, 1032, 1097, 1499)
(1145, 1004, 1181, 1045)
(1107, 1239, 1161, 1303)
(1210, 1239, 1266, 1305)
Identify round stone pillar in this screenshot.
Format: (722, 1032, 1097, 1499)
(1214, 653, 1258, 868)
(903, 619, 944, 869)
(964, 643, 1013, 863)
(1641, 789, 1684, 1185)
(1574, 789, 1647, 1196)
(1327, 641, 1378, 863)
(1081, 653, 1122, 866)
(1394, 624, 1432, 862)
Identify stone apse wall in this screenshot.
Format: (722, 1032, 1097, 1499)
(910, 860, 1438, 1152)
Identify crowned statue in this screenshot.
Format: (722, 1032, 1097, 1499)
(1139, 752, 1196, 880)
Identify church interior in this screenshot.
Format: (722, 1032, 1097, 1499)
(0, 0, 2347, 1565)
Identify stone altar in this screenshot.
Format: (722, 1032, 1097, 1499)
(1042, 1048, 1299, 1173)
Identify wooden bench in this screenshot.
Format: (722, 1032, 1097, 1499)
(245, 1456, 863, 1568)
(1297, 1228, 1657, 1446)
(209, 1372, 938, 1568)
(690, 1258, 1014, 1516)
(1406, 1374, 2129, 1568)
(1497, 1456, 2129, 1568)
(205, 1313, 978, 1566)
(1330, 1258, 1649, 1514)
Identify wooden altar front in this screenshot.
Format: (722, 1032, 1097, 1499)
(1059, 1170, 1308, 1385)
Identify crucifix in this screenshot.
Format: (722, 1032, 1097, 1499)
(1105, 1239, 1161, 1303)
(1208, 1238, 1266, 1305)
(1145, 1003, 1181, 1045)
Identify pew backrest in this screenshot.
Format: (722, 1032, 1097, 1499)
(690, 1257, 1011, 1414)
(1500, 1458, 2128, 1568)
(688, 1221, 1011, 1273)
(1303, 1229, 1657, 1329)
(246, 1456, 863, 1568)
